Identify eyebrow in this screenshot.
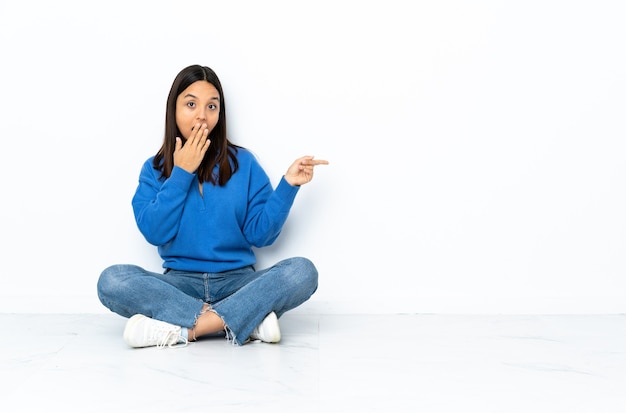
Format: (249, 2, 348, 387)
(183, 93, 220, 101)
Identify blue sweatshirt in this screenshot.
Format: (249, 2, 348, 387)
(132, 148, 299, 273)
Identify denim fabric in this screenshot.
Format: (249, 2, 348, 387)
(97, 257, 318, 345)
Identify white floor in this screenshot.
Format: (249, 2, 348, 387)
(2, 313, 626, 412)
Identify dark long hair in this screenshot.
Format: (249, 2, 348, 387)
(153, 65, 240, 185)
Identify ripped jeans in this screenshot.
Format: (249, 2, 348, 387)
(96, 257, 318, 345)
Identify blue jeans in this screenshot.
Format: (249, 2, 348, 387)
(97, 257, 318, 345)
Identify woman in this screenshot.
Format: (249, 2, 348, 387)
(97, 64, 328, 348)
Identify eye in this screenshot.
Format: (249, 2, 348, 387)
(209, 104, 218, 110)
(187, 102, 196, 108)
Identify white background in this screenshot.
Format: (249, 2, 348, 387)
(1, 0, 624, 314)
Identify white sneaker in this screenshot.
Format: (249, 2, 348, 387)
(123, 314, 188, 348)
(250, 312, 281, 343)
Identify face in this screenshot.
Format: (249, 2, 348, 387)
(175, 80, 220, 139)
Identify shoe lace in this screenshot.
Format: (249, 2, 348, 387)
(154, 328, 188, 349)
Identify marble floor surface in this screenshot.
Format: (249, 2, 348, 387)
(2, 312, 626, 412)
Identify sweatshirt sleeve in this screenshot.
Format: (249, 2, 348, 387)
(242, 162, 300, 248)
(132, 161, 196, 246)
